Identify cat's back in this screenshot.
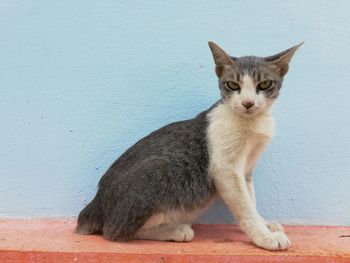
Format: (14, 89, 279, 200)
(101, 108, 211, 183)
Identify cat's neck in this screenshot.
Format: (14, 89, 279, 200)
(207, 102, 275, 138)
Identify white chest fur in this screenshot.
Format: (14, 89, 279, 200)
(207, 103, 275, 176)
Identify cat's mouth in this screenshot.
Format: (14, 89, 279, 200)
(237, 108, 260, 117)
(232, 105, 261, 118)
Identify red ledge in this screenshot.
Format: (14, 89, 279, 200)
(0, 219, 349, 263)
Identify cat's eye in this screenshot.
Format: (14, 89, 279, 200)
(225, 81, 240, 91)
(257, 80, 273, 90)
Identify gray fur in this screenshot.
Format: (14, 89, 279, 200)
(77, 108, 216, 241)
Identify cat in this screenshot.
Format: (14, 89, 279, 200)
(76, 41, 302, 250)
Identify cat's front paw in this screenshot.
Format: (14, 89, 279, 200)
(266, 221, 285, 232)
(253, 231, 290, 251)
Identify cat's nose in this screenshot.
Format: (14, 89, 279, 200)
(241, 100, 255, 109)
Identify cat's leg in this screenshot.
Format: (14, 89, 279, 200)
(245, 171, 284, 233)
(245, 172, 257, 209)
(135, 211, 197, 242)
(135, 223, 194, 242)
(214, 167, 290, 250)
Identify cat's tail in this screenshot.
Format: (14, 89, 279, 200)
(76, 194, 103, 235)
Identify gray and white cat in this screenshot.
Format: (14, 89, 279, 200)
(76, 41, 302, 250)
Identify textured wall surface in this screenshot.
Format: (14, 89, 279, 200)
(1, 1, 349, 225)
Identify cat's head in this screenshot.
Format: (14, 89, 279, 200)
(208, 41, 302, 118)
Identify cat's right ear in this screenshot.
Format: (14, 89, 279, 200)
(208, 41, 235, 77)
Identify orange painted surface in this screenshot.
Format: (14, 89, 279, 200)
(0, 219, 349, 262)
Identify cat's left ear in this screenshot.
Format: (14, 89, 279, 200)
(208, 41, 235, 77)
(265, 42, 304, 76)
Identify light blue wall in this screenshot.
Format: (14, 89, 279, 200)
(1, 1, 349, 225)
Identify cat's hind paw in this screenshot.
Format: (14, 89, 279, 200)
(173, 224, 194, 242)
